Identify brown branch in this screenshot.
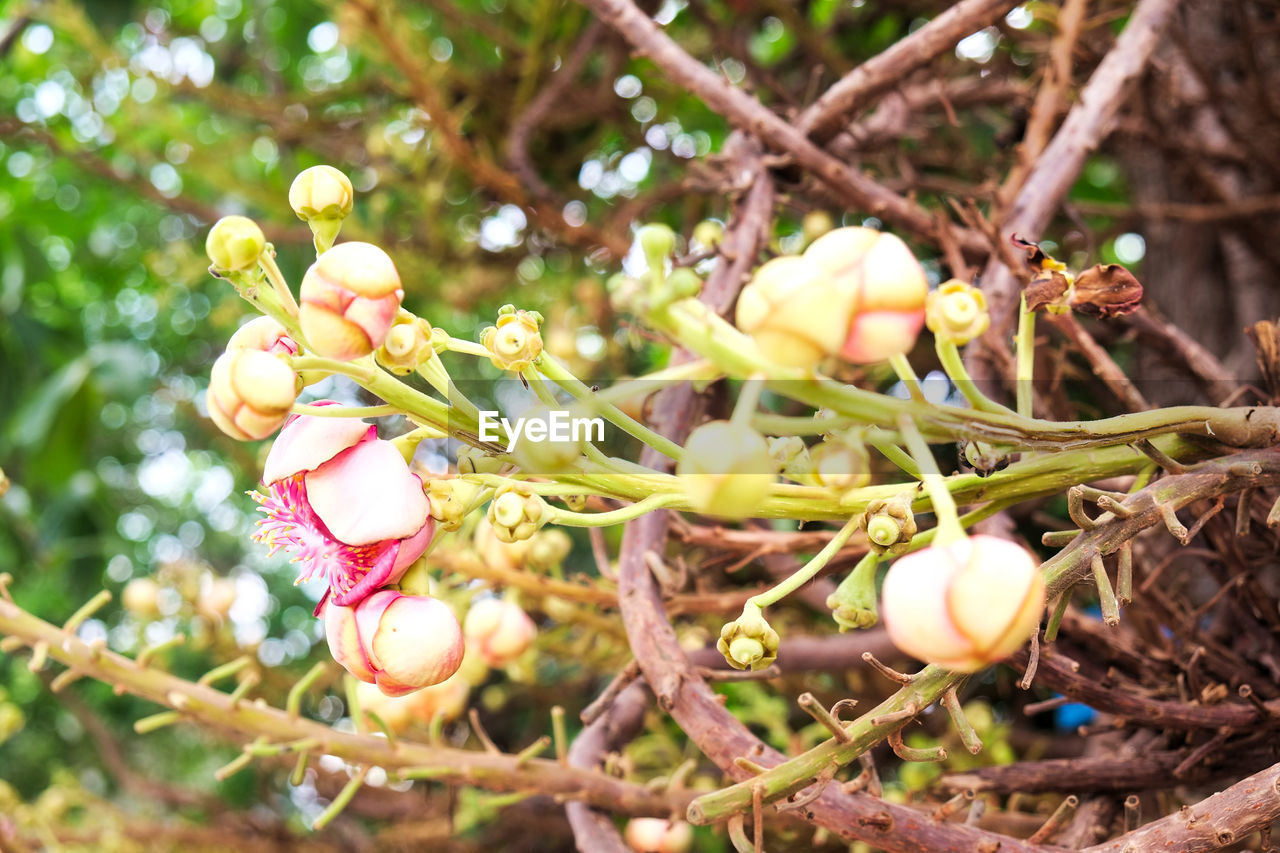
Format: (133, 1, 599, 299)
(0, 599, 689, 819)
(574, 0, 987, 255)
(565, 682, 650, 853)
(796, 0, 1022, 144)
(1083, 759, 1280, 852)
(1046, 312, 1150, 411)
(979, 0, 1184, 333)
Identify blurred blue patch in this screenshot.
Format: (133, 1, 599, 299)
(1055, 699, 1097, 730)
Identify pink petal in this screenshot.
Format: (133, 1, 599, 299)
(354, 589, 400, 672)
(263, 401, 374, 484)
(323, 599, 377, 682)
(305, 440, 430, 546)
(392, 518, 436, 575)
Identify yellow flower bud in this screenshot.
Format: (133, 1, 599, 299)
(676, 420, 775, 519)
(716, 605, 779, 671)
(206, 349, 299, 441)
(736, 255, 851, 368)
(376, 313, 434, 374)
(487, 486, 548, 543)
(480, 308, 543, 372)
(205, 215, 265, 271)
(881, 535, 1045, 672)
(625, 818, 694, 853)
(926, 279, 990, 346)
(288, 165, 354, 221)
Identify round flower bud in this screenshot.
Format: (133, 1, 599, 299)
(205, 216, 266, 272)
(861, 496, 917, 556)
(288, 165, 354, 222)
(511, 405, 585, 474)
(457, 445, 504, 476)
(488, 486, 548, 543)
(324, 590, 464, 696)
(227, 316, 299, 356)
(299, 242, 404, 361)
(881, 535, 1045, 672)
(802, 210, 835, 244)
(122, 577, 162, 618)
(736, 255, 850, 368)
(463, 598, 537, 667)
(207, 349, 299, 441)
(768, 435, 813, 484)
(197, 576, 237, 621)
(716, 606, 779, 671)
(926, 279, 990, 346)
(637, 223, 677, 264)
(692, 220, 724, 250)
(376, 312, 434, 375)
(804, 227, 928, 363)
(809, 435, 871, 492)
(624, 818, 694, 853)
(527, 528, 572, 570)
(480, 308, 543, 372)
(676, 420, 775, 519)
(474, 516, 534, 571)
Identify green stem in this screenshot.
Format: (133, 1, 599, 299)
(897, 416, 966, 546)
(889, 352, 926, 403)
(749, 513, 861, 609)
(548, 493, 683, 527)
(935, 338, 1014, 415)
(258, 249, 301, 317)
(291, 402, 400, 418)
(730, 375, 767, 430)
(1015, 294, 1036, 418)
(535, 354, 684, 461)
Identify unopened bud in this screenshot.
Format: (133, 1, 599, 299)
(624, 818, 694, 853)
(801, 210, 835, 244)
(207, 349, 299, 441)
(809, 432, 871, 492)
(376, 312, 434, 374)
(716, 605, 779, 670)
(926, 280, 990, 346)
(289, 165, 354, 221)
(676, 420, 775, 519)
(881, 535, 1045, 672)
(487, 486, 548, 543)
(861, 495, 917, 555)
(691, 220, 724, 250)
(527, 528, 572, 569)
(324, 590, 464, 696)
(299, 242, 404, 361)
(463, 598, 537, 667)
(206, 216, 265, 272)
(426, 478, 482, 531)
(122, 577, 162, 618)
(637, 223, 676, 268)
(227, 315, 299, 356)
(480, 307, 543, 372)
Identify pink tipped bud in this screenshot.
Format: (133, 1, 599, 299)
(324, 591, 464, 696)
(207, 349, 299, 441)
(299, 242, 404, 361)
(463, 598, 537, 667)
(881, 535, 1045, 672)
(624, 818, 694, 853)
(227, 316, 299, 356)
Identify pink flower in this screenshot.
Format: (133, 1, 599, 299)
(250, 403, 433, 607)
(463, 598, 537, 667)
(324, 590, 464, 696)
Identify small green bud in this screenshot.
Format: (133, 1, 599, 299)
(860, 495, 917, 556)
(716, 605, 780, 671)
(637, 223, 677, 266)
(826, 553, 880, 631)
(666, 267, 703, 300)
(487, 486, 548, 543)
(692, 220, 724, 250)
(206, 216, 266, 271)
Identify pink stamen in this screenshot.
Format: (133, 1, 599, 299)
(250, 475, 401, 606)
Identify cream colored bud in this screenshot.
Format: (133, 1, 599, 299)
(926, 279, 990, 346)
(736, 255, 851, 368)
(299, 242, 404, 361)
(288, 165, 354, 221)
(881, 535, 1045, 672)
(480, 309, 543, 372)
(625, 818, 694, 853)
(376, 313, 433, 374)
(207, 349, 299, 441)
(463, 598, 537, 667)
(122, 577, 162, 618)
(676, 420, 775, 519)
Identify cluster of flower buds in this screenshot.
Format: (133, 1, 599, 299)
(252, 405, 436, 606)
(676, 420, 776, 519)
(488, 485, 549, 543)
(880, 535, 1045, 672)
(624, 818, 694, 853)
(717, 604, 780, 670)
(426, 477, 483, 532)
(481, 306, 544, 372)
(925, 280, 989, 346)
(735, 226, 929, 367)
(207, 316, 301, 441)
(325, 589, 464, 696)
(463, 597, 537, 667)
(299, 241, 405, 361)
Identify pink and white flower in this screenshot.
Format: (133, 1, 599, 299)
(324, 590, 464, 696)
(250, 403, 434, 607)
